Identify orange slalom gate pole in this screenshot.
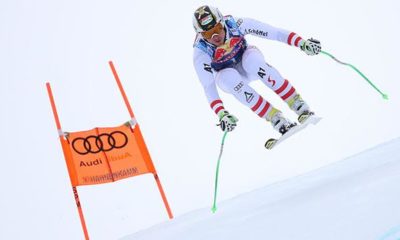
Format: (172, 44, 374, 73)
(108, 61, 174, 219)
(46, 82, 90, 240)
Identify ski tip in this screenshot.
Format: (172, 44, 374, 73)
(265, 138, 277, 150)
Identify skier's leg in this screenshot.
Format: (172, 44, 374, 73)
(215, 68, 294, 134)
(241, 46, 312, 121)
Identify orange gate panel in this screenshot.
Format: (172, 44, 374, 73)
(63, 124, 155, 186)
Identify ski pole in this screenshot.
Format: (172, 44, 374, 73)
(320, 50, 389, 100)
(211, 131, 228, 213)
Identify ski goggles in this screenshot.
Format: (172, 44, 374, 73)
(201, 22, 224, 40)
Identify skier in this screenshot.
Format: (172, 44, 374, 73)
(192, 5, 321, 138)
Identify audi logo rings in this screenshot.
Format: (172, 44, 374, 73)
(72, 131, 128, 155)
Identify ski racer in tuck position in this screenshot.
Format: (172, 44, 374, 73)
(192, 5, 322, 141)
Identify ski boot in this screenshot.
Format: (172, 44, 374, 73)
(289, 94, 315, 124)
(264, 109, 300, 149)
(265, 112, 296, 149)
(271, 111, 297, 135)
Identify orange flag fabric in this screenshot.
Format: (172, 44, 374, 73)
(61, 124, 155, 186)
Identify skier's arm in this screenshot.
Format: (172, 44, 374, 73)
(237, 17, 305, 47)
(193, 48, 226, 117)
(236, 17, 321, 55)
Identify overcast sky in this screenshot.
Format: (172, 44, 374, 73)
(1, 0, 399, 239)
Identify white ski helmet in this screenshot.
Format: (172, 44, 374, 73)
(192, 5, 224, 33)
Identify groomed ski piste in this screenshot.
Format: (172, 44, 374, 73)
(122, 137, 400, 240)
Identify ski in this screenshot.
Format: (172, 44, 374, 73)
(265, 115, 321, 150)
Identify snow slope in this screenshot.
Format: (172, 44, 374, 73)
(123, 138, 400, 240)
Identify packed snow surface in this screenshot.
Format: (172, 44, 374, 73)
(123, 138, 400, 240)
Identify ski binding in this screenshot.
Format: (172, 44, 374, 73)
(265, 115, 321, 150)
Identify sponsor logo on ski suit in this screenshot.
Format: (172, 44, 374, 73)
(194, 16, 247, 71)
